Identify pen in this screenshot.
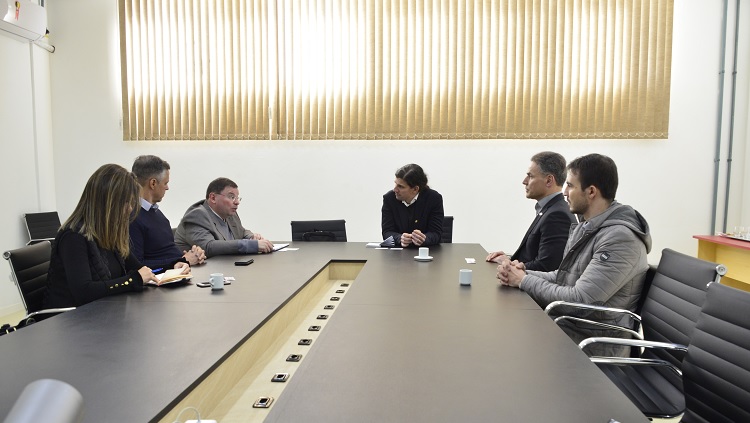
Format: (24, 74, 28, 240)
(152, 268, 163, 273)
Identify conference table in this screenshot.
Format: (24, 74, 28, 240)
(0, 243, 648, 422)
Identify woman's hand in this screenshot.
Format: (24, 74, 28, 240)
(173, 262, 191, 274)
(138, 266, 158, 283)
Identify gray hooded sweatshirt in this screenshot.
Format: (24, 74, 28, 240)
(522, 201, 652, 356)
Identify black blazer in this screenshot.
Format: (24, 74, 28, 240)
(381, 188, 444, 247)
(511, 193, 577, 271)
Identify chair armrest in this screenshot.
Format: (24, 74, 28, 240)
(589, 356, 683, 377)
(545, 301, 643, 339)
(579, 337, 687, 354)
(544, 301, 642, 325)
(22, 307, 76, 324)
(584, 338, 688, 377)
(553, 316, 643, 340)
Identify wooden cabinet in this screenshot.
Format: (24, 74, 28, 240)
(694, 235, 750, 292)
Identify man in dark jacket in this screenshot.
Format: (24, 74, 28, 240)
(382, 163, 444, 248)
(486, 151, 577, 271)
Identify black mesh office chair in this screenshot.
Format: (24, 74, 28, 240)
(291, 220, 347, 242)
(441, 216, 453, 243)
(567, 249, 726, 419)
(23, 211, 61, 245)
(680, 282, 750, 422)
(3, 241, 75, 327)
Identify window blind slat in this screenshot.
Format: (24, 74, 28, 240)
(120, 0, 672, 140)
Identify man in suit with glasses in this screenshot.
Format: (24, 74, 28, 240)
(174, 177, 273, 257)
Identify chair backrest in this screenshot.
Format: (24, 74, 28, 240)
(634, 263, 658, 316)
(640, 248, 725, 367)
(441, 216, 454, 243)
(24, 212, 61, 245)
(681, 282, 750, 423)
(3, 241, 52, 315)
(291, 220, 347, 242)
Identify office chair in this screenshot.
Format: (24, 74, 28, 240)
(565, 249, 726, 419)
(441, 216, 453, 243)
(680, 282, 750, 422)
(291, 220, 347, 242)
(23, 211, 61, 245)
(3, 241, 75, 327)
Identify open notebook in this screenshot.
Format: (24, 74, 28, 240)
(147, 268, 193, 286)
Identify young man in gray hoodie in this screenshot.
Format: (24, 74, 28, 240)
(497, 153, 652, 357)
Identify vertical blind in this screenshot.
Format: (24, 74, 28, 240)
(120, 0, 673, 141)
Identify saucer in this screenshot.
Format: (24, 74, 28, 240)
(414, 256, 433, 262)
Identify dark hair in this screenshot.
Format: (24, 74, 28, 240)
(531, 151, 566, 187)
(395, 164, 429, 191)
(132, 155, 170, 186)
(567, 154, 618, 201)
(205, 177, 238, 199)
(61, 164, 140, 257)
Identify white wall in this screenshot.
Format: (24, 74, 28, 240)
(0, 35, 56, 314)
(2, 0, 747, 312)
(727, 0, 750, 230)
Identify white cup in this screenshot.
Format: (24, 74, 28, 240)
(210, 273, 225, 290)
(419, 247, 429, 258)
(459, 269, 472, 286)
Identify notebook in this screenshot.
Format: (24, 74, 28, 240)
(148, 269, 192, 286)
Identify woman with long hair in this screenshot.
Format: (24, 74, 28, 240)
(45, 164, 188, 308)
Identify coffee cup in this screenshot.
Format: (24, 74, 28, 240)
(210, 273, 225, 290)
(419, 247, 429, 258)
(459, 269, 472, 286)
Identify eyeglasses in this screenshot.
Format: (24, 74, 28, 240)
(216, 193, 242, 203)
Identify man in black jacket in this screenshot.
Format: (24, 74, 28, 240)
(382, 164, 444, 248)
(486, 151, 577, 271)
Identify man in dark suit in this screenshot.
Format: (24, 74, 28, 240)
(486, 151, 577, 271)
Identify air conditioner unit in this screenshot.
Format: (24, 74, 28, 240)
(0, 0, 46, 42)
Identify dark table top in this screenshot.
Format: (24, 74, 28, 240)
(0, 243, 647, 422)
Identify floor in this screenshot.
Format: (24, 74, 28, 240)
(0, 309, 26, 331)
